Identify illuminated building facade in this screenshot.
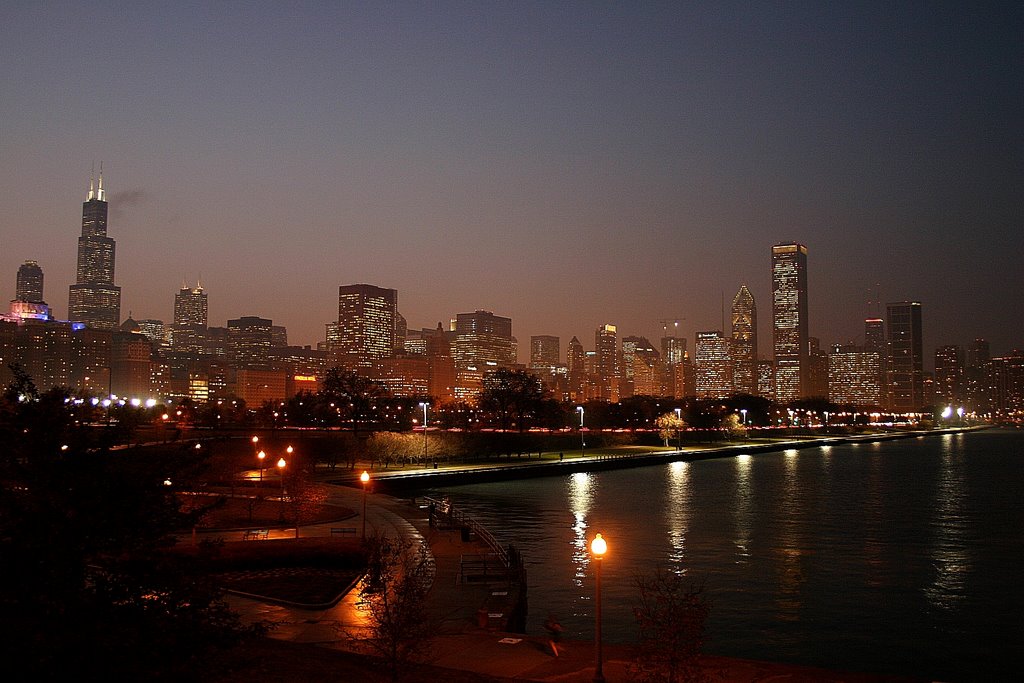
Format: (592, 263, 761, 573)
(730, 284, 757, 395)
(567, 335, 585, 401)
(695, 330, 732, 399)
(807, 336, 829, 398)
(828, 344, 882, 407)
(772, 243, 808, 402)
(16, 261, 44, 303)
(227, 316, 273, 368)
(68, 172, 121, 331)
(989, 351, 1024, 417)
(965, 338, 991, 413)
(530, 335, 560, 368)
(757, 359, 775, 400)
(172, 284, 208, 354)
(886, 301, 924, 412)
(594, 324, 619, 401)
(337, 284, 398, 368)
(934, 344, 964, 407)
(453, 310, 516, 370)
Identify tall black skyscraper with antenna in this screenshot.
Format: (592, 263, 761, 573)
(68, 168, 121, 330)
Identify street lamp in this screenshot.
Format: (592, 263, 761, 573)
(360, 470, 370, 539)
(674, 407, 682, 452)
(277, 457, 287, 522)
(577, 406, 585, 458)
(257, 450, 266, 483)
(419, 401, 429, 466)
(591, 532, 607, 683)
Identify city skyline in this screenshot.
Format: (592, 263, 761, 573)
(2, 4, 1021, 357)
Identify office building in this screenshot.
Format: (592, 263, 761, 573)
(15, 261, 44, 303)
(336, 284, 398, 367)
(594, 324, 619, 401)
(828, 344, 882, 407)
(772, 243, 809, 402)
(886, 301, 924, 412)
(934, 345, 964, 407)
(730, 284, 757, 395)
(695, 330, 732, 399)
(452, 310, 516, 370)
(228, 316, 273, 368)
(172, 284, 208, 354)
(68, 171, 121, 330)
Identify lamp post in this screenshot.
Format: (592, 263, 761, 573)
(419, 401, 429, 466)
(360, 470, 370, 539)
(257, 450, 266, 483)
(277, 457, 287, 522)
(591, 533, 607, 683)
(674, 407, 682, 451)
(577, 406, 585, 458)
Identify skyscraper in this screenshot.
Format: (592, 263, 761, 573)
(337, 284, 399, 368)
(595, 324, 618, 401)
(452, 310, 516, 370)
(730, 284, 757, 395)
(172, 284, 208, 354)
(227, 316, 273, 368)
(68, 171, 121, 330)
(15, 261, 44, 303)
(886, 301, 923, 412)
(934, 345, 964, 407)
(530, 335, 560, 368)
(772, 243, 809, 402)
(695, 330, 733, 399)
(566, 335, 585, 401)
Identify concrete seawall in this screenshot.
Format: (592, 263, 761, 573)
(331, 427, 984, 494)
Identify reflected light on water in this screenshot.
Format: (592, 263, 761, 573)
(567, 472, 593, 589)
(666, 461, 691, 567)
(926, 437, 971, 611)
(734, 454, 752, 564)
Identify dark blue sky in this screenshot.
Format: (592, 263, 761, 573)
(2, 2, 1021, 360)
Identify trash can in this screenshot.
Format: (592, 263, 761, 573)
(477, 608, 489, 629)
(461, 526, 471, 542)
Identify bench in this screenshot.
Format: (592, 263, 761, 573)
(330, 527, 357, 536)
(243, 528, 269, 540)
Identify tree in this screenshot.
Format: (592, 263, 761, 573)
(655, 412, 686, 447)
(321, 367, 389, 467)
(478, 368, 548, 432)
(283, 463, 328, 538)
(351, 534, 434, 682)
(721, 413, 747, 441)
(631, 568, 712, 683)
(0, 369, 259, 678)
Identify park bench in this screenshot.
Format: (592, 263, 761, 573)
(330, 527, 357, 536)
(242, 528, 269, 540)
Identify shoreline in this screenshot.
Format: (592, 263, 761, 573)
(331, 426, 986, 493)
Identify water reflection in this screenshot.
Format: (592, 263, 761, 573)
(925, 434, 971, 611)
(775, 448, 804, 621)
(665, 461, 691, 568)
(733, 455, 752, 565)
(567, 472, 594, 590)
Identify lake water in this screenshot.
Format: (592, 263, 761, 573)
(434, 429, 1024, 681)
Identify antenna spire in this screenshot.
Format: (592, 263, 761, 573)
(87, 161, 95, 200)
(97, 161, 105, 201)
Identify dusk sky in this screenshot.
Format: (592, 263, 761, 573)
(2, 2, 1021, 362)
